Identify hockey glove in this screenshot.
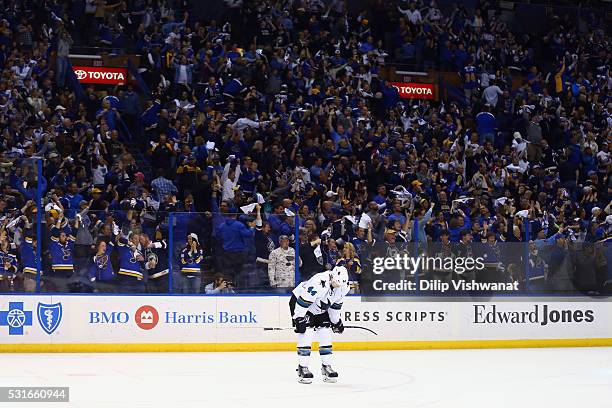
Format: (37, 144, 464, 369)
(331, 320, 344, 334)
(294, 316, 309, 334)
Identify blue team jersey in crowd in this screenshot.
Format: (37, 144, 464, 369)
(20, 237, 37, 275)
(49, 227, 76, 275)
(0, 250, 17, 279)
(88, 242, 115, 282)
(117, 240, 144, 281)
(463, 65, 477, 89)
(180, 247, 203, 276)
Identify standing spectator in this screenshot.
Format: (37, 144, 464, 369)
(268, 235, 300, 291)
(335, 242, 362, 290)
(151, 169, 178, 201)
(0, 228, 17, 292)
(46, 212, 76, 292)
(462, 59, 478, 99)
(217, 213, 255, 288)
(56, 30, 73, 88)
(119, 85, 141, 136)
(180, 233, 203, 294)
(299, 233, 323, 281)
(150, 134, 177, 171)
(140, 233, 169, 293)
(397, 2, 422, 25)
(525, 115, 543, 163)
(482, 80, 503, 109)
(88, 239, 116, 292)
(116, 232, 146, 293)
(253, 204, 274, 289)
(172, 55, 194, 93)
(476, 105, 496, 145)
(20, 235, 38, 292)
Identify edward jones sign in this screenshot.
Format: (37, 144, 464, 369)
(391, 82, 435, 100)
(72, 66, 127, 85)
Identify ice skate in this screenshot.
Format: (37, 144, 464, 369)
(321, 365, 338, 383)
(297, 365, 313, 384)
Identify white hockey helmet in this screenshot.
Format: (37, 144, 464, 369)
(330, 266, 349, 288)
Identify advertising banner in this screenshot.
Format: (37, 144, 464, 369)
(72, 66, 127, 85)
(390, 82, 435, 99)
(1, 296, 611, 350)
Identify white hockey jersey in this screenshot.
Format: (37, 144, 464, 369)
(292, 271, 350, 324)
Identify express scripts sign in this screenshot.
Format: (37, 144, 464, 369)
(390, 82, 435, 100)
(72, 66, 128, 85)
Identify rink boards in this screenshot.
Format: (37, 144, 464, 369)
(1, 295, 612, 352)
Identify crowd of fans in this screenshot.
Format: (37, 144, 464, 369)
(0, 0, 609, 295)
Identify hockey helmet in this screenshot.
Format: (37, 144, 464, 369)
(330, 266, 349, 288)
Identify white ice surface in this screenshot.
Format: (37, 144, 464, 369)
(1, 348, 611, 408)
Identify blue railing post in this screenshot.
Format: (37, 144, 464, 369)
(294, 213, 300, 285)
(524, 219, 530, 292)
(168, 212, 174, 294)
(36, 159, 42, 293)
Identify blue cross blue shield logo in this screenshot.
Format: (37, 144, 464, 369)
(0, 302, 33, 335)
(37, 303, 62, 335)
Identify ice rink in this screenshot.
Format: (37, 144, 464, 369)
(1, 347, 611, 408)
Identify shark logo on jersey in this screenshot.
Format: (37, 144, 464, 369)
(37, 302, 62, 335)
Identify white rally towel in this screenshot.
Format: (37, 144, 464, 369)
(358, 212, 372, 229)
(314, 244, 322, 259)
(516, 210, 529, 218)
(494, 197, 509, 208)
(240, 203, 257, 214)
(344, 215, 358, 225)
(452, 197, 473, 205)
(391, 186, 413, 199)
(44, 202, 63, 212)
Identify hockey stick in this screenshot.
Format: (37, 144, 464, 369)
(263, 325, 378, 335)
(344, 325, 378, 335)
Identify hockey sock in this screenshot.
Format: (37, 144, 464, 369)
(316, 327, 333, 365)
(297, 331, 312, 367)
(319, 345, 333, 366)
(297, 346, 311, 367)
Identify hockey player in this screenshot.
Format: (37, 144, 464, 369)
(290, 265, 350, 384)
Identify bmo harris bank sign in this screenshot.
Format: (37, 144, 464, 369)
(89, 305, 258, 328)
(72, 66, 128, 85)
